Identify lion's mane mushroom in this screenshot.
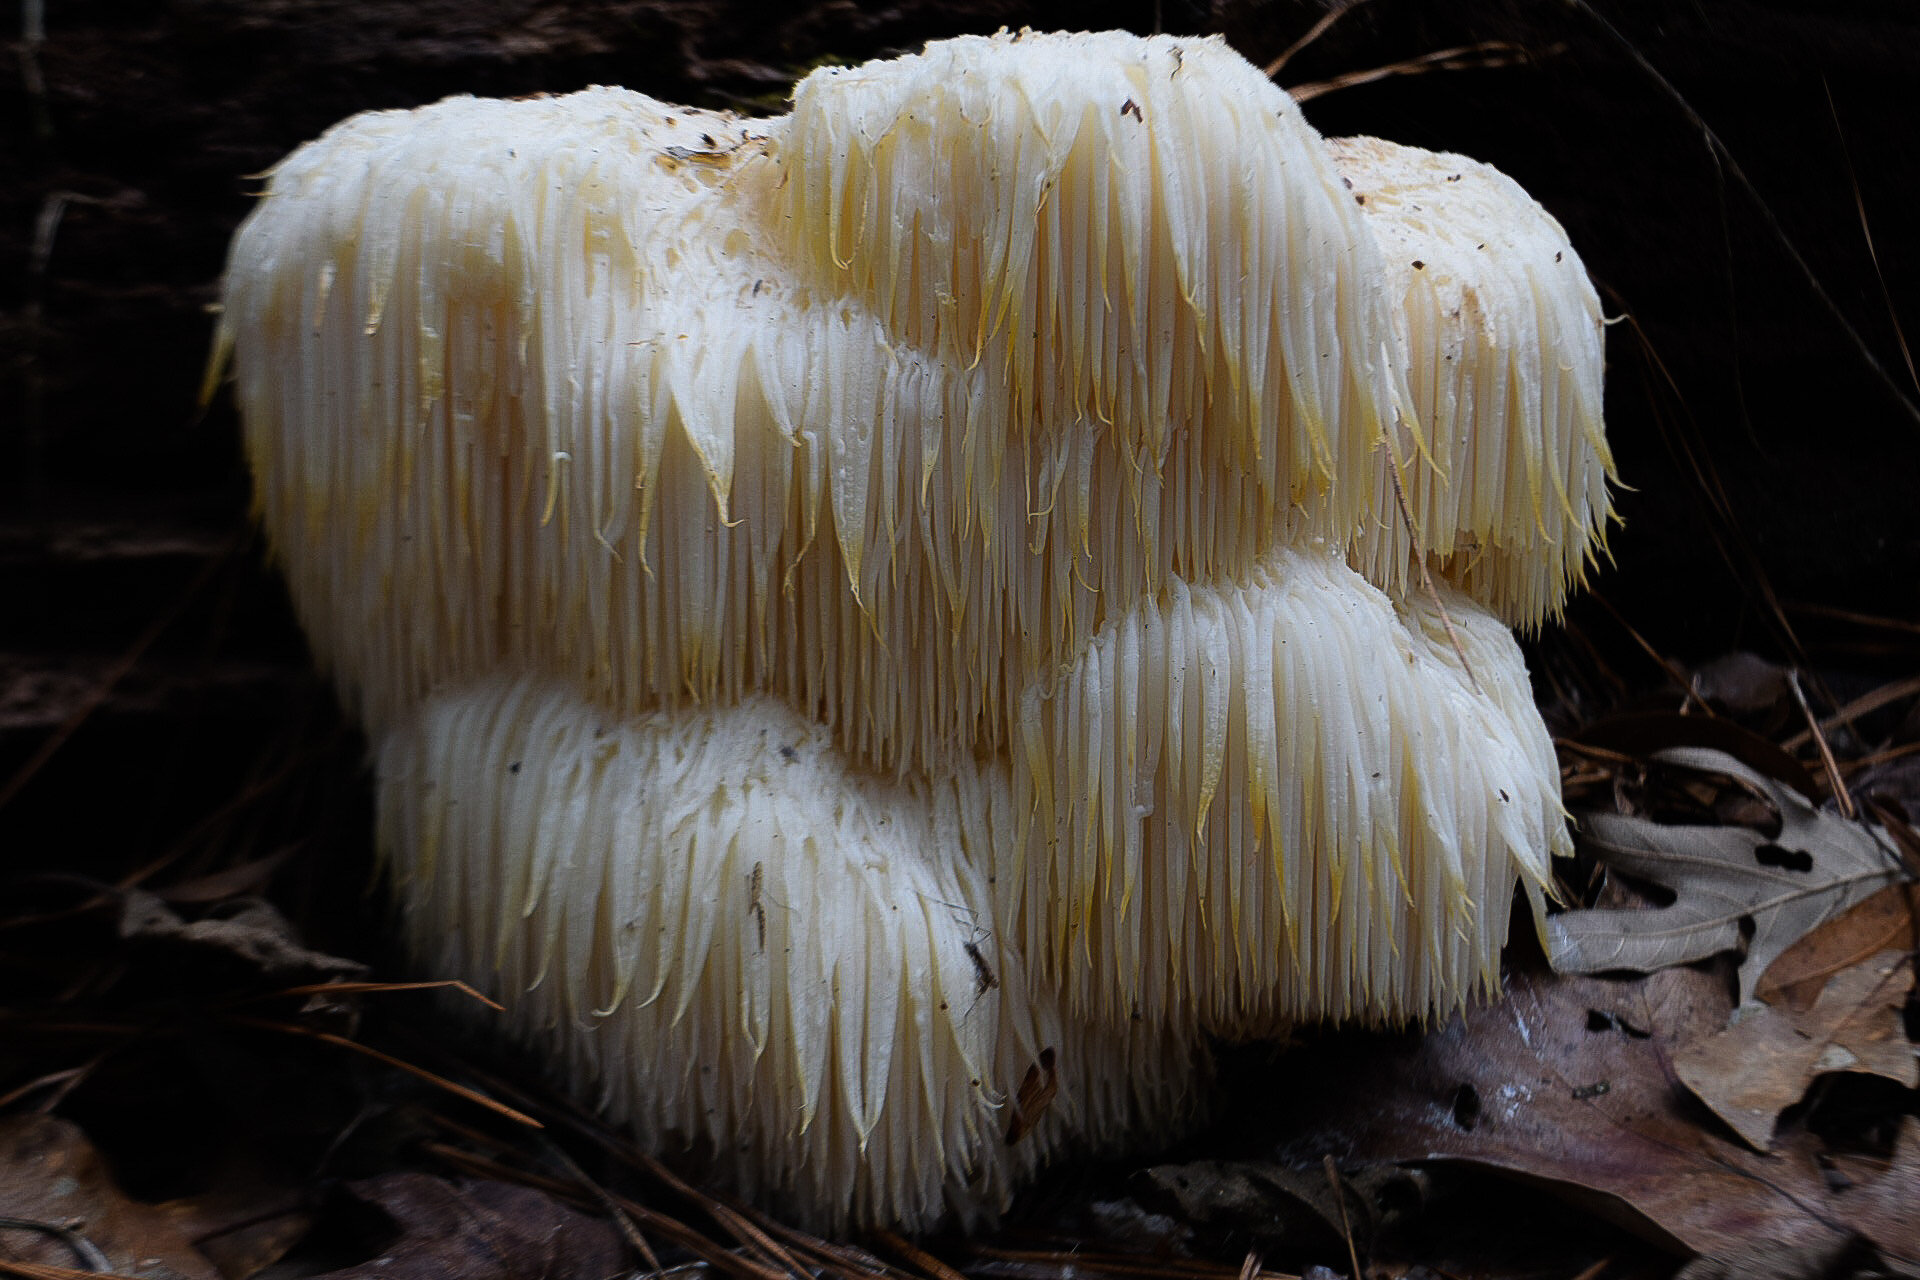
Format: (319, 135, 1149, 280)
(218, 28, 1611, 1231)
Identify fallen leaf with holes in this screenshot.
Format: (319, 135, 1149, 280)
(1674, 951, 1918, 1151)
(311, 1173, 625, 1280)
(1756, 882, 1920, 1010)
(0, 1113, 220, 1279)
(1267, 964, 1920, 1264)
(1549, 747, 1910, 1003)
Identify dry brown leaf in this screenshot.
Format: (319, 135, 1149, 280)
(1834, 1116, 1920, 1253)
(0, 1114, 219, 1279)
(1674, 951, 1918, 1151)
(1268, 964, 1920, 1264)
(1550, 747, 1910, 1002)
(158, 1172, 313, 1280)
(1756, 882, 1920, 1009)
(1688, 652, 1791, 717)
(117, 891, 366, 984)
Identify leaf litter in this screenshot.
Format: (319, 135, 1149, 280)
(4, 656, 1917, 1280)
(1674, 950, 1916, 1151)
(1262, 962, 1918, 1264)
(1549, 746, 1910, 1003)
(1757, 883, 1920, 1010)
(14, 634, 1920, 1280)
(7, 13, 1920, 1278)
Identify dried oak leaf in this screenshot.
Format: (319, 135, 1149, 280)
(1758, 883, 1920, 1010)
(1550, 747, 1910, 1003)
(1268, 964, 1920, 1264)
(0, 1113, 219, 1280)
(1675, 950, 1918, 1152)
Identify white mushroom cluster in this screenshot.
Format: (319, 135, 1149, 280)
(219, 29, 1613, 1231)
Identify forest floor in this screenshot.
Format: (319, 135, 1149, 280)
(4, 3, 1917, 1278)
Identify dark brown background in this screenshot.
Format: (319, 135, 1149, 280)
(5, 0, 1917, 883)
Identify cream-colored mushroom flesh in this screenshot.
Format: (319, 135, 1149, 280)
(1013, 540, 1562, 1033)
(1329, 136, 1616, 625)
(221, 32, 1413, 777)
(218, 28, 1610, 1233)
(378, 679, 1198, 1231)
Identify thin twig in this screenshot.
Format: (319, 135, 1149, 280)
(0, 534, 238, 818)
(115, 737, 331, 890)
(226, 1016, 543, 1127)
(635, 1152, 811, 1280)
(1822, 80, 1916, 394)
(608, 1195, 789, 1280)
(1588, 592, 1717, 717)
(1787, 669, 1855, 819)
(1780, 673, 1920, 753)
(1612, 307, 1826, 695)
(1553, 738, 1642, 770)
(0, 1063, 90, 1111)
(872, 1230, 971, 1280)
(424, 1141, 772, 1280)
(1263, 0, 1370, 77)
(968, 1250, 1278, 1280)
(0, 1218, 111, 1273)
(1565, 0, 1920, 429)
(17, 0, 52, 140)
(1860, 797, 1920, 877)
(759, 1217, 899, 1279)
(247, 978, 506, 1011)
(0, 1263, 139, 1280)
(1289, 40, 1556, 103)
(1841, 739, 1920, 774)
(407, 1041, 919, 1280)
(425, 1141, 587, 1202)
(1784, 601, 1920, 639)
(540, 1136, 666, 1275)
(1321, 1155, 1363, 1280)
